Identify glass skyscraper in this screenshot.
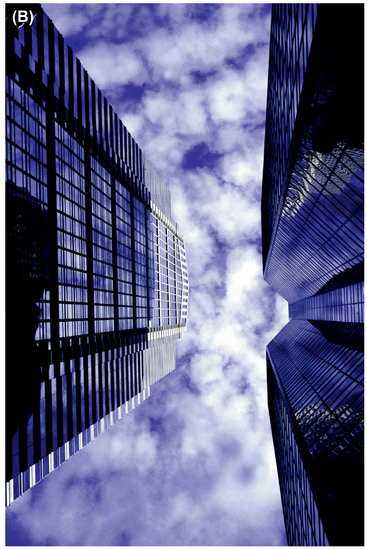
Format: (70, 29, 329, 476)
(6, 4, 188, 506)
(262, 4, 364, 546)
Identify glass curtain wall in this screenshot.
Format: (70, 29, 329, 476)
(5, 5, 188, 505)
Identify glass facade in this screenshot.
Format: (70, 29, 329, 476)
(262, 4, 364, 546)
(262, 3, 363, 303)
(267, 321, 363, 546)
(267, 356, 329, 547)
(6, 5, 188, 505)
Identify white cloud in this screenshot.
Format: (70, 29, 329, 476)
(221, 149, 264, 187)
(209, 72, 249, 122)
(86, 4, 135, 40)
(42, 4, 89, 36)
(76, 42, 148, 88)
(120, 112, 144, 137)
(227, 246, 262, 301)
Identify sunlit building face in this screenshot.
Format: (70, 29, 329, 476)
(262, 4, 364, 546)
(6, 5, 188, 506)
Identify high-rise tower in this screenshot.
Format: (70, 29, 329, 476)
(6, 4, 188, 506)
(262, 4, 364, 546)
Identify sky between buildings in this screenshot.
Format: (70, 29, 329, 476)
(6, 3, 289, 546)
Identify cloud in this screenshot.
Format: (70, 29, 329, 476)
(77, 42, 148, 89)
(41, 4, 90, 36)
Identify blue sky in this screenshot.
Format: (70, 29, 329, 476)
(6, 3, 289, 546)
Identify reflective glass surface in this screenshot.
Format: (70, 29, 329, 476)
(262, 4, 364, 546)
(268, 360, 329, 546)
(6, 6, 188, 505)
(262, 4, 363, 302)
(262, 3, 318, 267)
(267, 320, 363, 546)
(289, 282, 364, 323)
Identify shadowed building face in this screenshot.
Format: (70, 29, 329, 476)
(262, 3, 364, 546)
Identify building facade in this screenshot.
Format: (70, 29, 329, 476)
(6, 4, 188, 506)
(262, 4, 364, 546)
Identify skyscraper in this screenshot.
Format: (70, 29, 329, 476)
(262, 4, 364, 546)
(6, 4, 188, 506)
